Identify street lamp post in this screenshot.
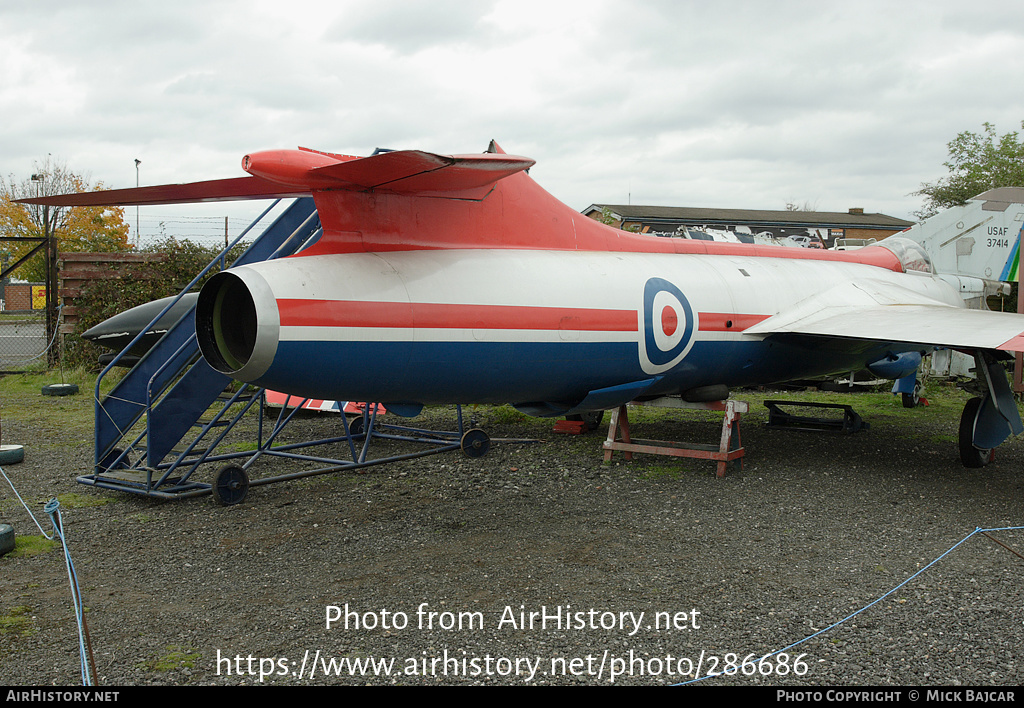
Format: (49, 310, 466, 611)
(134, 159, 141, 245)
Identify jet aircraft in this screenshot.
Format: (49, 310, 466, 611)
(22, 142, 1024, 467)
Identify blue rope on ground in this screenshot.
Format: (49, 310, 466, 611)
(1, 466, 54, 538)
(2, 467, 93, 686)
(677, 524, 1024, 685)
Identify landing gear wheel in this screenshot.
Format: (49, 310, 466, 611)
(582, 410, 605, 431)
(902, 381, 922, 408)
(212, 464, 249, 506)
(42, 383, 79, 397)
(347, 416, 364, 436)
(460, 429, 490, 458)
(958, 397, 991, 468)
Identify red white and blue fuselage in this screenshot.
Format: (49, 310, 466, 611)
(186, 145, 1018, 417)
(24, 144, 1024, 429)
(210, 247, 957, 414)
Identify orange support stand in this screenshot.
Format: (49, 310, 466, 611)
(602, 398, 747, 477)
(552, 419, 587, 434)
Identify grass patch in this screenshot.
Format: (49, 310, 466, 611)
(0, 368, 113, 440)
(6, 535, 57, 558)
(640, 463, 688, 481)
(0, 313, 43, 322)
(54, 492, 117, 509)
(140, 645, 201, 672)
(0, 606, 35, 637)
(732, 382, 983, 429)
(486, 405, 531, 425)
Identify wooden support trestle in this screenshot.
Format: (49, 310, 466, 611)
(602, 397, 747, 477)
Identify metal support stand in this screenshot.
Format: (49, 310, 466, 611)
(763, 400, 868, 433)
(78, 395, 480, 504)
(602, 397, 747, 477)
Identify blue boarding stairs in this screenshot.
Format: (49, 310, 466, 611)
(78, 198, 492, 505)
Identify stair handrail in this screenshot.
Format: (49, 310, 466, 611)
(93, 199, 284, 405)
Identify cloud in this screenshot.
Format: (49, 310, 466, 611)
(324, 0, 498, 54)
(0, 0, 1022, 229)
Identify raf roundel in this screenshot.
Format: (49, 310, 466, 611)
(639, 277, 697, 375)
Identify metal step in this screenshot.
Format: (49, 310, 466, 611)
(94, 198, 320, 473)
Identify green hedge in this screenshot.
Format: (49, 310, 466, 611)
(64, 238, 247, 369)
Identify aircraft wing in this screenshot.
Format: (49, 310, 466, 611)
(744, 278, 1024, 352)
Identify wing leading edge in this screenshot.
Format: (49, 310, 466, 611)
(16, 176, 304, 208)
(744, 279, 1024, 352)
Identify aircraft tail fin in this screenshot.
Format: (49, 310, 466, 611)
(900, 187, 1024, 284)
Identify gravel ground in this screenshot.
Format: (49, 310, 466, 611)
(1, 386, 1022, 687)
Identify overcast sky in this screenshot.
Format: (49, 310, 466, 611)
(3, 0, 1024, 243)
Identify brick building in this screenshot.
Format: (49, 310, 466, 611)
(0, 281, 45, 311)
(582, 204, 913, 248)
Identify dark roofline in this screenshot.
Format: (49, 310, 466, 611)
(584, 204, 914, 230)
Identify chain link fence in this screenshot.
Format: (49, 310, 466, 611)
(0, 310, 48, 372)
(0, 281, 50, 372)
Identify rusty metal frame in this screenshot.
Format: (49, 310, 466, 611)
(0, 236, 48, 281)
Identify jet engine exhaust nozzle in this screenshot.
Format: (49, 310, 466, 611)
(196, 269, 279, 381)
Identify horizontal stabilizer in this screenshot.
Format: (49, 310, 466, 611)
(17, 147, 536, 208)
(307, 150, 535, 195)
(745, 279, 1024, 352)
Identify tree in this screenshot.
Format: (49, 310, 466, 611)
(596, 206, 618, 226)
(915, 121, 1024, 219)
(0, 157, 131, 281)
(785, 199, 819, 212)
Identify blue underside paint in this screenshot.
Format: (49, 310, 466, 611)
(868, 351, 922, 381)
(891, 372, 918, 395)
(252, 337, 923, 409)
(973, 359, 1024, 448)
